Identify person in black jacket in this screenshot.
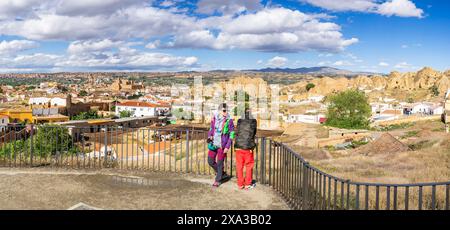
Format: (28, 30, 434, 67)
(234, 108, 257, 189)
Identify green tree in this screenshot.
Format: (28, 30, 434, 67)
(0, 125, 77, 158)
(127, 92, 143, 100)
(79, 90, 88, 97)
(306, 83, 316, 92)
(72, 110, 100, 120)
(60, 86, 68, 93)
(325, 89, 371, 129)
(407, 98, 414, 103)
(33, 125, 75, 156)
(430, 85, 440, 96)
(119, 110, 133, 118)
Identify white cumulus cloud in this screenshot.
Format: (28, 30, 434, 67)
(54, 0, 143, 16)
(377, 0, 424, 18)
(196, 0, 262, 15)
(167, 8, 358, 53)
(394, 61, 419, 70)
(0, 1, 365, 71)
(333, 60, 353, 66)
(0, 0, 41, 20)
(302, 0, 424, 18)
(0, 40, 39, 56)
(302, 0, 377, 12)
(267, 56, 288, 67)
(60, 41, 199, 70)
(67, 39, 122, 54)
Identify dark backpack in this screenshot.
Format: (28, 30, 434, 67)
(234, 118, 257, 150)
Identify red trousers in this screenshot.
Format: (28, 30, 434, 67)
(235, 149, 254, 187)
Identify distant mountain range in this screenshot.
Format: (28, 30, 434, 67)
(243, 66, 382, 76)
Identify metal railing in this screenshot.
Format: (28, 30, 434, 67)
(0, 125, 449, 210)
(266, 141, 450, 210)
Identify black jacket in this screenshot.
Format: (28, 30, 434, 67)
(234, 118, 257, 150)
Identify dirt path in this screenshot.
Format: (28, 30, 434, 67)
(0, 168, 289, 210)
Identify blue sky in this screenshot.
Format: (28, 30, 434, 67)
(0, 0, 448, 73)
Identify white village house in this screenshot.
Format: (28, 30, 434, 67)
(29, 97, 67, 107)
(116, 101, 170, 118)
(287, 113, 326, 124)
(370, 103, 392, 114)
(139, 95, 158, 104)
(372, 109, 403, 122)
(0, 115, 8, 132)
(411, 102, 444, 115)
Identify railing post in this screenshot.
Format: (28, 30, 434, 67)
(346, 180, 351, 210)
(104, 125, 108, 168)
(355, 184, 360, 210)
(185, 129, 189, 173)
(260, 137, 266, 184)
(268, 139, 272, 186)
(446, 184, 449, 210)
(30, 125, 34, 167)
(302, 163, 310, 210)
(418, 186, 423, 210)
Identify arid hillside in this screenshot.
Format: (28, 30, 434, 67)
(283, 67, 450, 101)
(280, 120, 450, 184)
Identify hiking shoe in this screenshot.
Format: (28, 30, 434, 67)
(245, 184, 256, 190)
(221, 172, 229, 180)
(220, 172, 231, 183)
(212, 182, 221, 187)
(238, 185, 245, 190)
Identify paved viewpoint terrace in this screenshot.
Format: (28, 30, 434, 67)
(0, 168, 288, 210)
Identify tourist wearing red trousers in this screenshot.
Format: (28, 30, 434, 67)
(234, 108, 257, 190)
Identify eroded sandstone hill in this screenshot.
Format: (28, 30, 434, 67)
(282, 67, 450, 100)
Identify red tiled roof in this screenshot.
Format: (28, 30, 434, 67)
(157, 100, 171, 107)
(117, 101, 158, 108)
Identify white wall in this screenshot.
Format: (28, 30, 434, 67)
(412, 104, 432, 114)
(372, 114, 400, 122)
(287, 114, 325, 124)
(433, 106, 444, 115)
(29, 97, 66, 107)
(0, 117, 8, 132)
(50, 98, 67, 107)
(46, 87, 60, 94)
(371, 103, 391, 114)
(116, 106, 156, 117)
(29, 97, 50, 105)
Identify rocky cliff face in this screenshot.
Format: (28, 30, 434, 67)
(286, 67, 450, 99)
